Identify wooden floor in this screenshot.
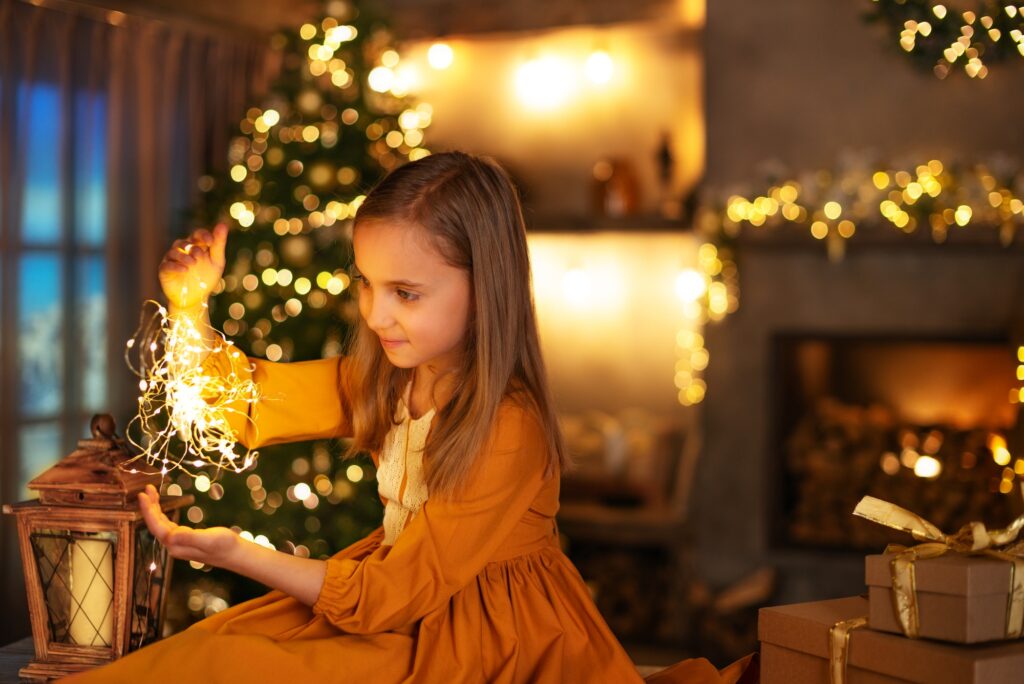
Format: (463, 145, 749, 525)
(1, 638, 667, 681)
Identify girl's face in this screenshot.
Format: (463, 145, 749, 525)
(352, 219, 472, 378)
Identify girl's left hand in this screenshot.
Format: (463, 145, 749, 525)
(139, 484, 240, 568)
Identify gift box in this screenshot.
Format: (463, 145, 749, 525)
(759, 596, 1024, 683)
(866, 552, 1019, 643)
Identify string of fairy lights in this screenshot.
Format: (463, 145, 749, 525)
(698, 158, 1024, 258)
(673, 243, 738, 406)
(122, 302, 261, 478)
(869, 0, 1024, 78)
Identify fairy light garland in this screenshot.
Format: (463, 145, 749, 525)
(700, 158, 1024, 258)
(672, 243, 739, 406)
(122, 301, 261, 479)
(688, 155, 1023, 406)
(869, 1, 1024, 78)
(1018, 345, 1024, 402)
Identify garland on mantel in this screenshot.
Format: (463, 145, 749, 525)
(696, 154, 1024, 261)
(866, 1, 1024, 78)
(678, 155, 1024, 405)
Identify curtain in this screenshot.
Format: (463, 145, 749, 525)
(0, 0, 275, 644)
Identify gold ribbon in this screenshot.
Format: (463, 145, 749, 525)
(853, 495, 1024, 639)
(828, 616, 867, 684)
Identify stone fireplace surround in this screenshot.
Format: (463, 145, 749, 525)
(694, 237, 1024, 605)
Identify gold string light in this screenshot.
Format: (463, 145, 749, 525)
(870, 1, 1024, 79)
(704, 158, 1024, 254)
(122, 301, 261, 479)
(672, 243, 738, 406)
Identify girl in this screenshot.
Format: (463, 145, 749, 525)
(65, 152, 752, 683)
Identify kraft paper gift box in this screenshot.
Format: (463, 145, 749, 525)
(759, 596, 1024, 684)
(866, 552, 1020, 644)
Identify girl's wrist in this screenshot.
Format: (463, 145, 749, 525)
(219, 532, 249, 573)
(168, 301, 207, 316)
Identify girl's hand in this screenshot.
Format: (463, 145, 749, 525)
(138, 484, 240, 568)
(159, 224, 228, 310)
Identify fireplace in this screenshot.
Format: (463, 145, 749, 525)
(694, 244, 1024, 603)
(771, 333, 1021, 551)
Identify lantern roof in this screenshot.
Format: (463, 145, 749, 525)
(27, 414, 160, 508)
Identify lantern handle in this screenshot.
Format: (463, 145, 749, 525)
(91, 414, 119, 440)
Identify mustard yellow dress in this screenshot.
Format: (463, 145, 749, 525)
(63, 349, 752, 683)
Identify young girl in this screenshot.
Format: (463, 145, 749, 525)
(64, 152, 752, 683)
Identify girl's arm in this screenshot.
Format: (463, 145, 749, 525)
(138, 485, 327, 606)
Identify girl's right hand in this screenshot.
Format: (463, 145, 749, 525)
(159, 224, 228, 310)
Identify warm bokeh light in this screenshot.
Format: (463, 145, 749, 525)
(912, 454, 942, 479)
(515, 56, 574, 111)
(427, 42, 454, 69)
(585, 50, 614, 84)
(674, 269, 707, 303)
(368, 66, 395, 93)
(561, 268, 592, 308)
(990, 433, 1013, 466)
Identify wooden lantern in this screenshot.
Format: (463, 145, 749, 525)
(3, 414, 192, 681)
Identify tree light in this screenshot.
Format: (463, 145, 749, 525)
(428, 43, 454, 70)
(585, 51, 614, 84)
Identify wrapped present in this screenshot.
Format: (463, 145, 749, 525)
(759, 596, 1024, 684)
(853, 495, 1024, 643)
(866, 552, 1018, 643)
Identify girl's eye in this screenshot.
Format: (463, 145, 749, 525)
(396, 289, 419, 302)
(352, 273, 367, 286)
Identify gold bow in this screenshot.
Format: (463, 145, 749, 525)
(853, 495, 1024, 639)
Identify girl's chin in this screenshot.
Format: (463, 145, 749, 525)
(382, 349, 416, 368)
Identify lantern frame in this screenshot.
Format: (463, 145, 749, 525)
(3, 415, 192, 681)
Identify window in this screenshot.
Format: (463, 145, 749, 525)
(3, 79, 108, 497)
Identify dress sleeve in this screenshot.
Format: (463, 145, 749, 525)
(311, 403, 550, 634)
(200, 346, 353, 449)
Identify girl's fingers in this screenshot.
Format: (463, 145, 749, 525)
(193, 228, 213, 246)
(190, 245, 210, 263)
(164, 251, 195, 266)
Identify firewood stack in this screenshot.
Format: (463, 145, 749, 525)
(784, 397, 1021, 550)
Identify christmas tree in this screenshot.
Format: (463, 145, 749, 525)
(163, 0, 433, 628)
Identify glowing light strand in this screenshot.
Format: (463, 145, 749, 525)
(869, 0, 1024, 79)
(122, 301, 261, 478)
(703, 158, 1024, 250)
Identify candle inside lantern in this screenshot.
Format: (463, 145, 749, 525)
(68, 536, 114, 646)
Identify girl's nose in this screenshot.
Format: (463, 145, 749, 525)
(362, 292, 394, 332)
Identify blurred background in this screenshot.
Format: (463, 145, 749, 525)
(2, 0, 1024, 668)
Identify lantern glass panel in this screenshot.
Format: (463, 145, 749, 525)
(29, 529, 117, 648)
(130, 524, 169, 649)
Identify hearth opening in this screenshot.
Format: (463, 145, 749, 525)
(770, 333, 1023, 551)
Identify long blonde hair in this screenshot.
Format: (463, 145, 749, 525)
(342, 151, 567, 497)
